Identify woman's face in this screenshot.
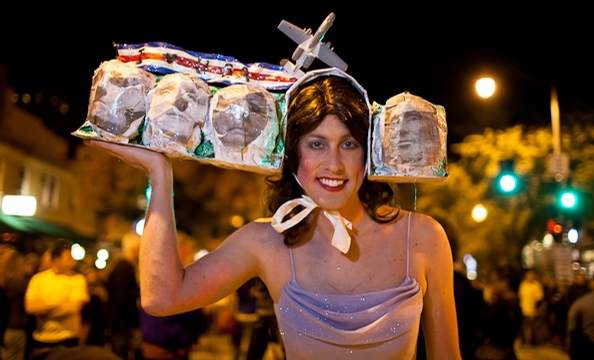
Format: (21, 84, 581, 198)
(296, 114, 366, 215)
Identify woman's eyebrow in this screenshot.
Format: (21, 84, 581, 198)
(304, 133, 354, 141)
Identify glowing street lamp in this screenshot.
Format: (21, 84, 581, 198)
(471, 204, 488, 223)
(476, 77, 496, 98)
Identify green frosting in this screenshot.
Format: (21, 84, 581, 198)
(194, 130, 215, 158)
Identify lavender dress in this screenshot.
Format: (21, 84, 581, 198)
(274, 213, 423, 359)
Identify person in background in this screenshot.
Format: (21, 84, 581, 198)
(22, 252, 40, 360)
(565, 277, 594, 360)
(547, 279, 570, 348)
(474, 266, 523, 360)
(239, 277, 284, 360)
(139, 306, 207, 360)
(106, 233, 141, 360)
(24, 239, 89, 354)
(518, 269, 544, 347)
(565, 270, 590, 307)
(0, 249, 31, 360)
(232, 278, 258, 359)
(79, 264, 108, 348)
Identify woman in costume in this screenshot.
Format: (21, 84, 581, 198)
(86, 73, 461, 359)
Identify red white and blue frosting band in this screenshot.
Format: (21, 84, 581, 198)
(116, 42, 299, 91)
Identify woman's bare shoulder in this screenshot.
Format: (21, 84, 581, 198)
(400, 211, 450, 247)
(225, 217, 284, 247)
(241, 217, 278, 233)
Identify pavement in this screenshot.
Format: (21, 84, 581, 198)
(189, 333, 571, 360)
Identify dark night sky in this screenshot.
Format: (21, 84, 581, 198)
(2, 3, 593, 148)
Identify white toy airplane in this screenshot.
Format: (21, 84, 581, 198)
(278, 12, 348, 77)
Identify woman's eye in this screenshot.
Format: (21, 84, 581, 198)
(343, 140, 358, 149)
(310, 141, 323, 149)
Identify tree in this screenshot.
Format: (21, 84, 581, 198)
(415, 124, 594, 272)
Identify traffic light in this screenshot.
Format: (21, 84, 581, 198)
(546, 218, 580, 243)
(495, 160, 521, 194)
(558, 184, 578, 210)
(547, 219, 563, 235)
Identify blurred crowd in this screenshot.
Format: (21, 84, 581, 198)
(462, 265, 594, 360)
(0, 235, 592, 360)
(0, 236, 211, 360)
(416, 217, 594, 360)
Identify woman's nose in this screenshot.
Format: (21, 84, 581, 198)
(325, 148, 345, 172)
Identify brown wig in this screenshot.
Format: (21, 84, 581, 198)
(264, 75, 400, 246)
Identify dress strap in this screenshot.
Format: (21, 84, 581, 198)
(406, 211, 412, 278)
(289, 247, 296, 281)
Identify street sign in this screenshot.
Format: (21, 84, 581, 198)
(553, 244, 573, 282)
(548, 153, 569, 179)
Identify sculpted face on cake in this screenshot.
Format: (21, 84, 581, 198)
(144, 73, 210, 154)
(369, 91, 448, 181)
(382, 100, 441, 168)
(211, 85, 274, 152)
(86, 60, 156, 141)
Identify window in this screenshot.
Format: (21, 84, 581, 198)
(40, 173, 60, 210)
(18, 166, 31, 195)
(0, 156, 4, 191)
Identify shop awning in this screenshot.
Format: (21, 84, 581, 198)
(0, 212, 94, 243)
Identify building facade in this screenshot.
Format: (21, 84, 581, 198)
(0, 88, 97, 251)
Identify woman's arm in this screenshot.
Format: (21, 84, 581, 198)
(85, 140, 261, 316)
(415, 215, 462, 360)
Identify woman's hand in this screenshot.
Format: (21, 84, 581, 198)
(84, 139, 170, 175)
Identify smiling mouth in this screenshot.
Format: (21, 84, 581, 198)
(319, 178, 345, 187)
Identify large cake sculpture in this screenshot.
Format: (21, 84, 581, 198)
(74, 42, 295, 174)
(73, 13, 448, 182)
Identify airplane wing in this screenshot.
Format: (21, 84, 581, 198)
(317, 44, 348, 71)
(277, 20, 310, 45)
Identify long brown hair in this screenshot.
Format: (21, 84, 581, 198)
(264, 75, 400, 246)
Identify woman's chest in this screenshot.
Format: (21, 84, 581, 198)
(290, 232, 410, 295)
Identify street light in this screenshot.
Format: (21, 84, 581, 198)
(471, 203, 488, 222)
(476, 77, 496, 98)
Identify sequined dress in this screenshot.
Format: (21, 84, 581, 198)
(274, 213, 423, 359)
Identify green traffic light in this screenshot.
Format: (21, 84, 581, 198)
(499, 174, 518, 193)
(560, 191, 577, 208)
(495, 160, 521, 194)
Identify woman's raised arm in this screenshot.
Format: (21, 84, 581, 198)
(85, 140, 260, 316)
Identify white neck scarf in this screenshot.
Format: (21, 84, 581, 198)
(270, 195, 353, 254)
